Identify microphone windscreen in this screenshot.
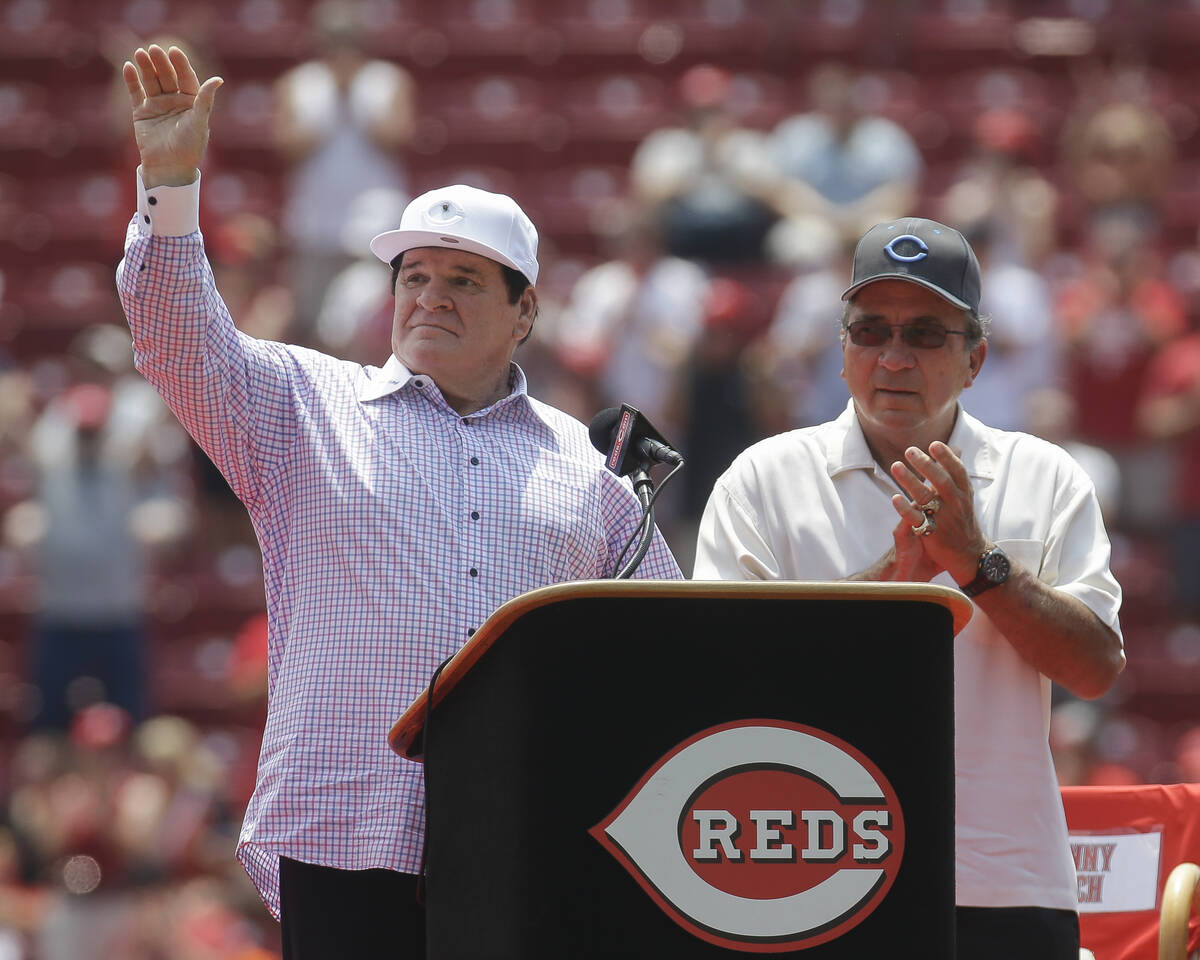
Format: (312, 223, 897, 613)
(588, 406, 622, 455)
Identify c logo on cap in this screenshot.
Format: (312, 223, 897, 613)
(425, 199, 465, 226)
(883, 235, 929, 263)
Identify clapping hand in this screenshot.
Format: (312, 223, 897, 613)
(888, 440, 988, 586)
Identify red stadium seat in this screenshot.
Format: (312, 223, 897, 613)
(554, 0, 658, 55)
(558, 71, 670, 145)
(0, 81, 53, 157)
(904, 3, 1017, 66)
(202, 168, 282, 223)
(432, 0, 545, 56)
(410, 164, 520, 199)
(0, 0, 74, 59)
(206, 0, 306, 58)
(208, 79, 277, 150)
(525, 162, 627, 239)
(427, 73, 553, 147)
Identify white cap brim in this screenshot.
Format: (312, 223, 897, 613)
(369, 228, 531, 283)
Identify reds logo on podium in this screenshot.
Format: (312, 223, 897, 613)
(590, 719, 905, 953)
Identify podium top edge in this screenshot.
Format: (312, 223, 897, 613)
(388, 580, 973, 760)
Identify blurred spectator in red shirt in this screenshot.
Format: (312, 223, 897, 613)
(1055, 206, 1187, 530)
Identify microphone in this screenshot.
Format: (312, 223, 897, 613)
(588, 404, 684, 477)
(588, 404, 685, 579)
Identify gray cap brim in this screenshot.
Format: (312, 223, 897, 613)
(841, 274, 973, 311)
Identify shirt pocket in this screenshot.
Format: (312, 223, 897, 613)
(996, 538, 1046, 578)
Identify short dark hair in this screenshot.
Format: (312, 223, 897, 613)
(389, 253, 536, 345)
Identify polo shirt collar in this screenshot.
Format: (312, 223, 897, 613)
(827, 399, 995, 482)
(947, 406, 995, 482)
(826, 401, 878, 478)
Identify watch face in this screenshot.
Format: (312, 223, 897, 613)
(981, 549, 1010, 584)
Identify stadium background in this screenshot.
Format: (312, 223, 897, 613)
(1, 0, 1200, 956)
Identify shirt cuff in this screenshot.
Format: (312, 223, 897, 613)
(135, 166, 201, 237)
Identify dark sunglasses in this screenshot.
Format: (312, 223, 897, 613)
(845, 321, 970, 349)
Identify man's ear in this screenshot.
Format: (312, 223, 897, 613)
(964, 338, 987, 388)
(514, 286, 537, 342)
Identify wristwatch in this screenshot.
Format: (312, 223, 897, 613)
(959, 545, 1011, 598)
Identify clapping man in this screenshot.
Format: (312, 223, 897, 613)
(695, 218, 1124, 959)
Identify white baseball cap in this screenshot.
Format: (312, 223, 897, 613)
(369, 184, 539, 285)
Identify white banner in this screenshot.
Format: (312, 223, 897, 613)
(1069, 830, 1163, 913)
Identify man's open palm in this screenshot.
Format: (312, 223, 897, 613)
(123, 44, 222, 185)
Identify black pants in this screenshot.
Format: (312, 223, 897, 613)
(956, 906, 1079, 960)
(278, 857, 426, 959)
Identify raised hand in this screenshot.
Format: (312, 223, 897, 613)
(122, 44, 223, 188)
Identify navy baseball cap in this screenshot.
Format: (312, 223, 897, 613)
(841, 218, 981, 313)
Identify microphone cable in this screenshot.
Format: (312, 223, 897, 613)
(611, 457, 685, 578)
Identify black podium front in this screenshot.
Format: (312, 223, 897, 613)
(390, 581, 971, 959)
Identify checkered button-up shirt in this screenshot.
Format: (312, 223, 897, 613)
(116, 174, 682, 917)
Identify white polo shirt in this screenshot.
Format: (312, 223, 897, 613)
(694, 401, 1123, 910)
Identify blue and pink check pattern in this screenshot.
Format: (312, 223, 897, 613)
(117, 220, 682, 917)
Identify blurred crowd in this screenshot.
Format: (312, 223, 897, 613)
(3, 0, 1200, 955)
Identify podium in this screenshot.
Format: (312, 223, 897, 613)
(390, 581, 971, 958)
